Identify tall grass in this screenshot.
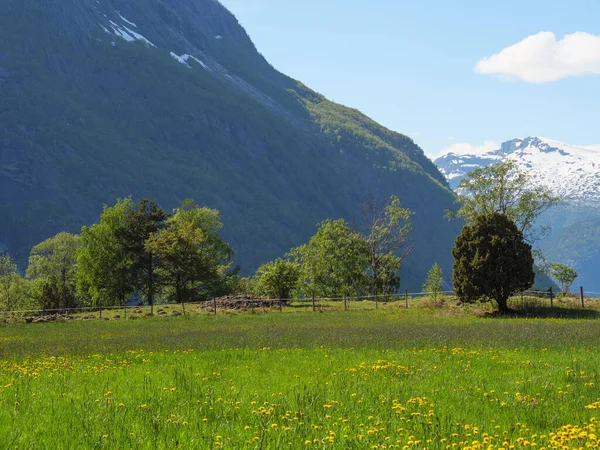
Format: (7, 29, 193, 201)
(2, 310, 600, 448)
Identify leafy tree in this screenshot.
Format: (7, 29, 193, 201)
(116, 199, 169, 311)
(171, 200, 234, 266)
(0, 254, 29, 312)
(452, 213, 534, 313)
(254, 259, 300, 300)
(422, 263, 444, 305)
(549, 262, 578, 294)
(360, 196, 413, 296)
(291, 219, 369, 298)
(146, 220, 221, 303)
(76, 198, 137, 307)
(0, 254, 17, 309)
(452, 161, 560, 244)
(26, 232, 80, 310)
(159, 200, 236, 300)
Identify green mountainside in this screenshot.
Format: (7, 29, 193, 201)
(0, 0, 460, 290)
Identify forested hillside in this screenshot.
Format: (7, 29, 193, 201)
(0, 0, 460, 289)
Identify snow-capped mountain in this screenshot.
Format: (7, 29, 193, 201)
(434, 137, 600, 204)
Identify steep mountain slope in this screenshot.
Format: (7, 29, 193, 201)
(434, 137, 600, 292)
(0, 0, 460, 290)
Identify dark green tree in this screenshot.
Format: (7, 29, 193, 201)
(452, 213, 534, 313)
(116, 199, 169, 312)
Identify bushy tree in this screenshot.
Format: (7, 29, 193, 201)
(291, 219, 369, 298)
(422, 263, 444, 305)
(146, 202, 233, 303)
(77, 198, 136, 306)
(0, 254, 30, 312)
(253, 259, 300, 300)
(549, 262, 578, 294)
(26, 232, 80, 310)
(452, 213, 534, 312)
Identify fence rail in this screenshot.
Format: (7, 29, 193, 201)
(0, 287, 597, 319)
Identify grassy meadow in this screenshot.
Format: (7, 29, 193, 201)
(2, 307, 600, 449)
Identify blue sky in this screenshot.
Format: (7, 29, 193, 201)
(219, 0, 600, 158)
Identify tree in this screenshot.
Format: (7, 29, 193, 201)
(291, 219, 369, 298)
(0, 254, 21, 311)
(452, 213, 534, 313)
(146, 220, 222, 303)
(422, 263, 444, 306)
(159, 200, 236, 300)
(360, 196, 413, 296)
(116, 199, 169, 311)
(254, 259, 300, 300)
(549, 262, 578, 294)
(452, 161, 560, 244)
(26, 232, 80, 310)
(76, 198, 137, 307)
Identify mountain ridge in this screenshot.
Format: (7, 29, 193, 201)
(435, 136, 600, 204)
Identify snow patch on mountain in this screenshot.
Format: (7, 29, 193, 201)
(117, 12, 137, 28)
(170, 53, 210, 70)
(434, 137, 600, 203)
(107, 20, 155, 47)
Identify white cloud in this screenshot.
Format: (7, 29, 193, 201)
(437, 140, 499, 159)
(475, 31, 600, 83)
(447, 136, 456, 141)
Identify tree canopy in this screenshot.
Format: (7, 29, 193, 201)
(253, 259, 300, 300)
(452, 213, 534, 312)
(291, 219, 369, 298)
(422, 263, 444, 305)
(26, 232, 80, 310)
(549, 262, 578, 294)
(452, 161, 560, 244)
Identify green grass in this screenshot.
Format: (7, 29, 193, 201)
(2, 309, 600, 448)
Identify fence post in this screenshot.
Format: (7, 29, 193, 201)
(344, 295, 347, 311)
(405, 289, 408, 309)
(213, 297, 217, 315)
(581, 286, 585, 308)
(312, 293, 315, 312)
(100, 307, 103, 319)
(124, 305, 127, 319)
(182, 302, 186, 315)
(375, 293, 378, 309)
(279, 298, 283, 312)
(550, 287, 554, 308)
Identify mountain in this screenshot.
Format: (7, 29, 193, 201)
(435, 137, 600, 203)
(434, 137, 600, 292)
(0, 0, 460, 290)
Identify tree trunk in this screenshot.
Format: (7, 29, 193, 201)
(496, 296, 511, 313)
